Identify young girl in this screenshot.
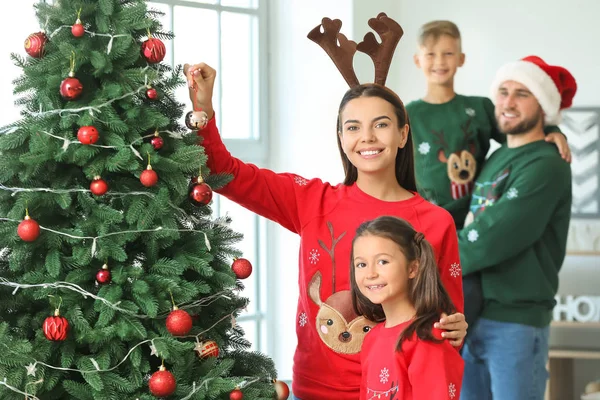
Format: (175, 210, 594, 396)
(183, 62, 466, 400)
(351, 216, 464, 399)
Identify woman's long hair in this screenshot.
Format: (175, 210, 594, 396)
(349, 216, 456, 350)
(336, 84, 417, 192)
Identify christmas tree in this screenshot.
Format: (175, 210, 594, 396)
(0, 0, 288, 399)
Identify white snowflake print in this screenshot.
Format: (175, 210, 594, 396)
(465, 108, 476, 117)
(450, 263, 461, 278)
(379, 367, 390, 384)
(449, 382, 457, 398)
(299, 312, 308, 327)
(294, 176, 308, 186)
(418, 142, 431, 155)
(308, 249, 320, 265)
(506, 187, 518, 199)
(467, 229, 479, 242)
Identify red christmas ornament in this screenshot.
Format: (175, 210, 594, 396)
(149, 365, 176, 397)
(230, 388, 243, 400)
(96, 263, 111, 284)
(140, 168, 158, 187)
(146, 87, 158, 100)
(232, 258, 252, 280)
(72, 19, 85, 37)
(195, 340, 219, 359)
(77, 126, 99, 145)
(273, 380, 290, 400)
(43, 309, 69, 341)
(141, 36, 166, 64)
(188, 177, 212, 207)
(151, 135, 164, 150)
(166, 307, 193, 336)
(60, 75, 83, 101)
(18, 212, 40, 242)
(90, 176, 108, 196)
(24, 31, 48, 58)
(185, 110, 208, 130)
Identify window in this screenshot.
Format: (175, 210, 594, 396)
(149, 0, 269, 353)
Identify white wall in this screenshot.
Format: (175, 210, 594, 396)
(268, 0, 600, 393)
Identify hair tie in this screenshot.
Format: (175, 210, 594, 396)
(414, 232, 424, 245)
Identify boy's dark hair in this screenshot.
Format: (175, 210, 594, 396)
(336, 84, 417, 192)
(349, 216, 456, 351)
(418, 20, 461, 50)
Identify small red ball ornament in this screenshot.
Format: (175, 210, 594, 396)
(149, 365, 176, 397)
(77, 126, 99, 145)
(90, 176, 108, 196)
(195, 340, 219, 359)
(96, 264, 111, 284)
(60, 74, 83, 101)
(18, 212, 40, 242)
(72, 19, 85, 37)
(189, 177, 213, 207)
(273, 380, 290, 400)
(230, 388, 243, 400)
(24, 31, 48, 58)
(185, 110, 208, 130)
(232, 258, 252, 280)
(146, 87, 158, 100)
(151, 135, 164, 150)
(140, 168, 158, 187)
(141, 37, 166, 64)
(43, 309, 69, 341)
(166, 307, 193, 336)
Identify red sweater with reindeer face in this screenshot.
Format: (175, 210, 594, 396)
(199, 118, 463, 400)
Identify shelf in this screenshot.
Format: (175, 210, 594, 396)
(549, 349, 600, 360)
(551, 321, 600, 329)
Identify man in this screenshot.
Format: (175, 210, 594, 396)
(458, 56, 577, 400)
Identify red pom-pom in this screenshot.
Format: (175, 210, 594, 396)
(18, 217, 40, 242)
(149, 366, 176, 397)
(230, 388, 244, 400)
(166, 308, 193, 336)
(151, 136, 164, 150)
(96, 264, 111, 284)
(232, 258, 252, 279)
(77, 126, 99, 145)
(43, 311, 69, 341)
(273, 380, 290, 400)
(72, 20, 85, 37)
(24, 31, 48, 58)
(140, 168, 158, 187)
(146, 87, 158, 100)
(90, 177, 108, 196)
(189, 181, 213, 207)
(141, 37, 166, 64)
(60, 76, 83, 100)
(195, 340, 220, 359)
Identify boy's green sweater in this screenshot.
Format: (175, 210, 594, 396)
(407, 95, 561, 229)
(458, 140, 572, 327)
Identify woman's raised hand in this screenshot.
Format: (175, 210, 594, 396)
(183, 62, 216, 120)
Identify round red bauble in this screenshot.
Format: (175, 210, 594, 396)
(72, 21, 85, 37)
(43, 311, 69, 341)
(18, 217, 40, 242)
(195, 340, 219, 359)
(140, 168, 158, 187)
(146, 87, 158, 100)
(96, 265, 111, 284)
(77, 126, 99, 145)
(149, 366, 176, 397)
(230, 388, 243, 400)
(273, 380, 290, 400)
(232, 258, 252, 280)
(60, 76, 83, 101)
(24, 31, 48, 58)
(141, 37, 166, 64)
(90, 177, 108, 196)
(189, 182, 212, 207)
(166, 308, 192, 336)
(151, 136, 164, 150)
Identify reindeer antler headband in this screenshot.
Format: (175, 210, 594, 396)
(307, 12, 403, 87)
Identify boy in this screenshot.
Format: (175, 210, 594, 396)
(407, 20, 569, 230)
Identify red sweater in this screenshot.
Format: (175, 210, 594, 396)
(360, 321, 464, 400)
(199, 118, 463, 400)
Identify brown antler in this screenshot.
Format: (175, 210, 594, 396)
(431, 129, 448, 149)
(308, 17, 359, 87)
(356, 12, 404, 86)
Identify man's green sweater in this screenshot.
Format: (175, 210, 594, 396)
(459, 140, 572, 327)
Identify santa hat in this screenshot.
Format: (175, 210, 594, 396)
(490, 56, 577, 125)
